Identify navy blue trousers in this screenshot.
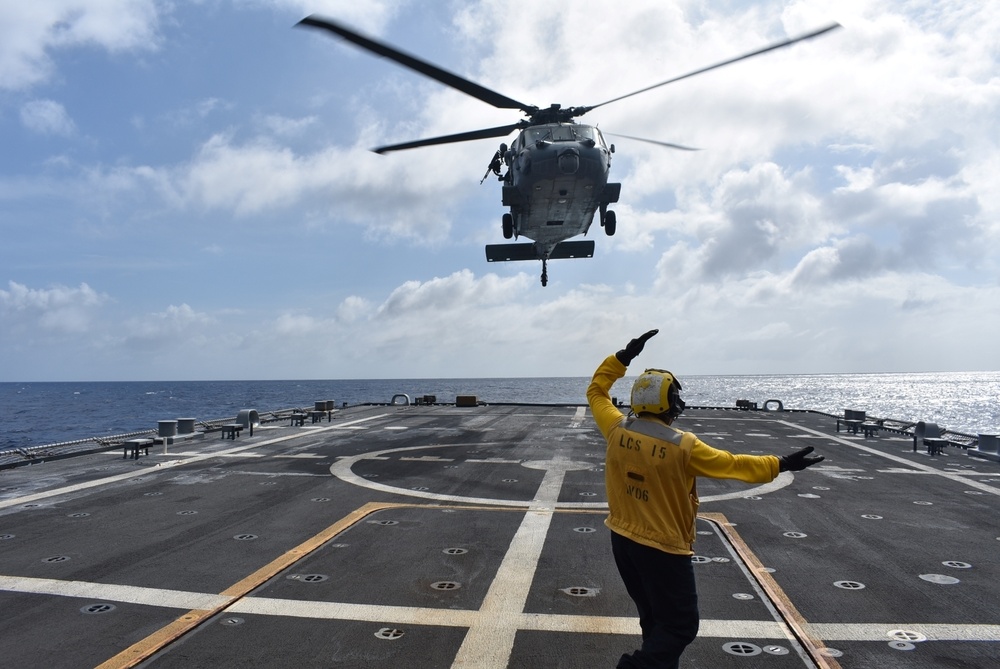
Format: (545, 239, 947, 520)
(611, 532, 699, 669)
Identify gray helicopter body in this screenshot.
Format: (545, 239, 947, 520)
(493, 123, 620, 270)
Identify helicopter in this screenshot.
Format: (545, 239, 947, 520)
(298, 16, 840, 286)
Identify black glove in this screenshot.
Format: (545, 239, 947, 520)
(779, 446, 825, 472)
(616, 329, 658, 366)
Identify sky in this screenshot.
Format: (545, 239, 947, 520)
(1, 0, 998, 382)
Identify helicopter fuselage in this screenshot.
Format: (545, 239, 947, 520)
(500, 122, 620, 258)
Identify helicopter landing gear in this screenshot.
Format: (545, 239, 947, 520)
(540, 258, 548, 287)
(602, 209, 616, 236)
(502, 213, 513, 239)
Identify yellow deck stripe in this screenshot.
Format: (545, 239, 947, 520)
(95, 501, 409, 669)
(700, 512, 843, 669)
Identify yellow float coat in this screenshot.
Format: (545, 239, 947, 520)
(587, 355, 780, 555)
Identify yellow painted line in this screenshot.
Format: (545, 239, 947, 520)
(95, 501, 408, 669)
(700, 512, 843, 669)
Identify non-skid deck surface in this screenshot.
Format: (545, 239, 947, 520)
(1, 405, 997, 668)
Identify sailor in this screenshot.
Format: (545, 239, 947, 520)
(587, 329, 824, 669)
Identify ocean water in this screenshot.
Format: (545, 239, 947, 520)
(1, 371, 998, 451)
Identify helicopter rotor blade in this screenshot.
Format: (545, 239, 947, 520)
(298, 15, 537, 115)
(373, 123, 525, 154)
(589, 23, 841, 111)
(603, 132, 700, 151)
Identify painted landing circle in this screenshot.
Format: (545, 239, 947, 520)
(330, 443, 794, 507)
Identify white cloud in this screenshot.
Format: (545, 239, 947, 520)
(0, 280, 109, 333)
(0, 1, 162, 90)
(20, 99, 75, 135)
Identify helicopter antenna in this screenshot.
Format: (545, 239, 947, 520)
(588, 23, 841, 111)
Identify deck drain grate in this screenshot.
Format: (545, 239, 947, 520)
(67, 513, 90, 518)
(746, 496, 761, 500)
(920, 573, 960, 584)
(430, 581, 461, 591)
(798, 493, 821, 499)
(300, 574, 330, 583)
(820, 647, 843, 657)
(443, 548, 468, 555)
(861, 514, 882, 520)
(763, 645, 789, 655)
(502, 479, 518, 483)
(233, 534, 258, 541)
(913, 501, 933, 505)
(732, 593, 754, 600)
(942, 561, 971, 569)
(81, 603, 116, 615)
(888, 629, 926, 642)
(578, 492, 597, 497)
(220, 617, 245, 626)
(411, 486, 429, 491)
(0, 534, 14, 540)
(144, 492, 162, 496)
(573, 527, 596, 534)
(560, 587, 599, 597)
(177, 510, 198, 515)
(723, 642, 761, 656)
(782, 532, 807, 538)
(311, 497, 330, 502)
(368, 520, 398, 526)
(711, 557, 730, 563)
(690, 556, 712, 564)
(834, 581, 866, 590)
(889, 641, 915, 651)
(374, 628, 405, 640)
(42, 556, 70, 563)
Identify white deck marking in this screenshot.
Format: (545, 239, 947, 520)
(782, 421, 1000, 496)
(0, 575, 230, 610)
(450, 460, 581, 668)
(0, 414, 388, 510)
(569, 406, 587, 428)
(5, 573, 1000, 642)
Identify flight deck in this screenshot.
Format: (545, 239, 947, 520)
(1, 403, 998, 668)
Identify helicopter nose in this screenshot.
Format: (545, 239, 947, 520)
(557, 148, 580, 174)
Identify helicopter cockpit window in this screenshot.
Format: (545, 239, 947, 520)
(528, 125, 603, 144)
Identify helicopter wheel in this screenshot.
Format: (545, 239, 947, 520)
(502, 213, 513, 239)
(604, 210, 616, 236)
(541, 259, 548, 287)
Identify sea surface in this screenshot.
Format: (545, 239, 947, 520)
(1, 372, 998, 451)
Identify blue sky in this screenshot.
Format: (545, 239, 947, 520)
(1, 0, 998, 381)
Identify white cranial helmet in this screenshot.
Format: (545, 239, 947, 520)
(630, 369, 684, 418)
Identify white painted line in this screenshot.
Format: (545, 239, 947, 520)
(400, 456, 455, 462)
(450, 464, 566, 668)
(168, 452, 265, 458)
(0, 575, 230, 611)
(5, 573, 1000, 643)
(0, 414, 388, 510)
(466, 458, 521, 464)
(780, 421, 1000, 496)
(808, 622, 1000, 642)
(230, 597, 476, 626)
(569, 406, 587, 428)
